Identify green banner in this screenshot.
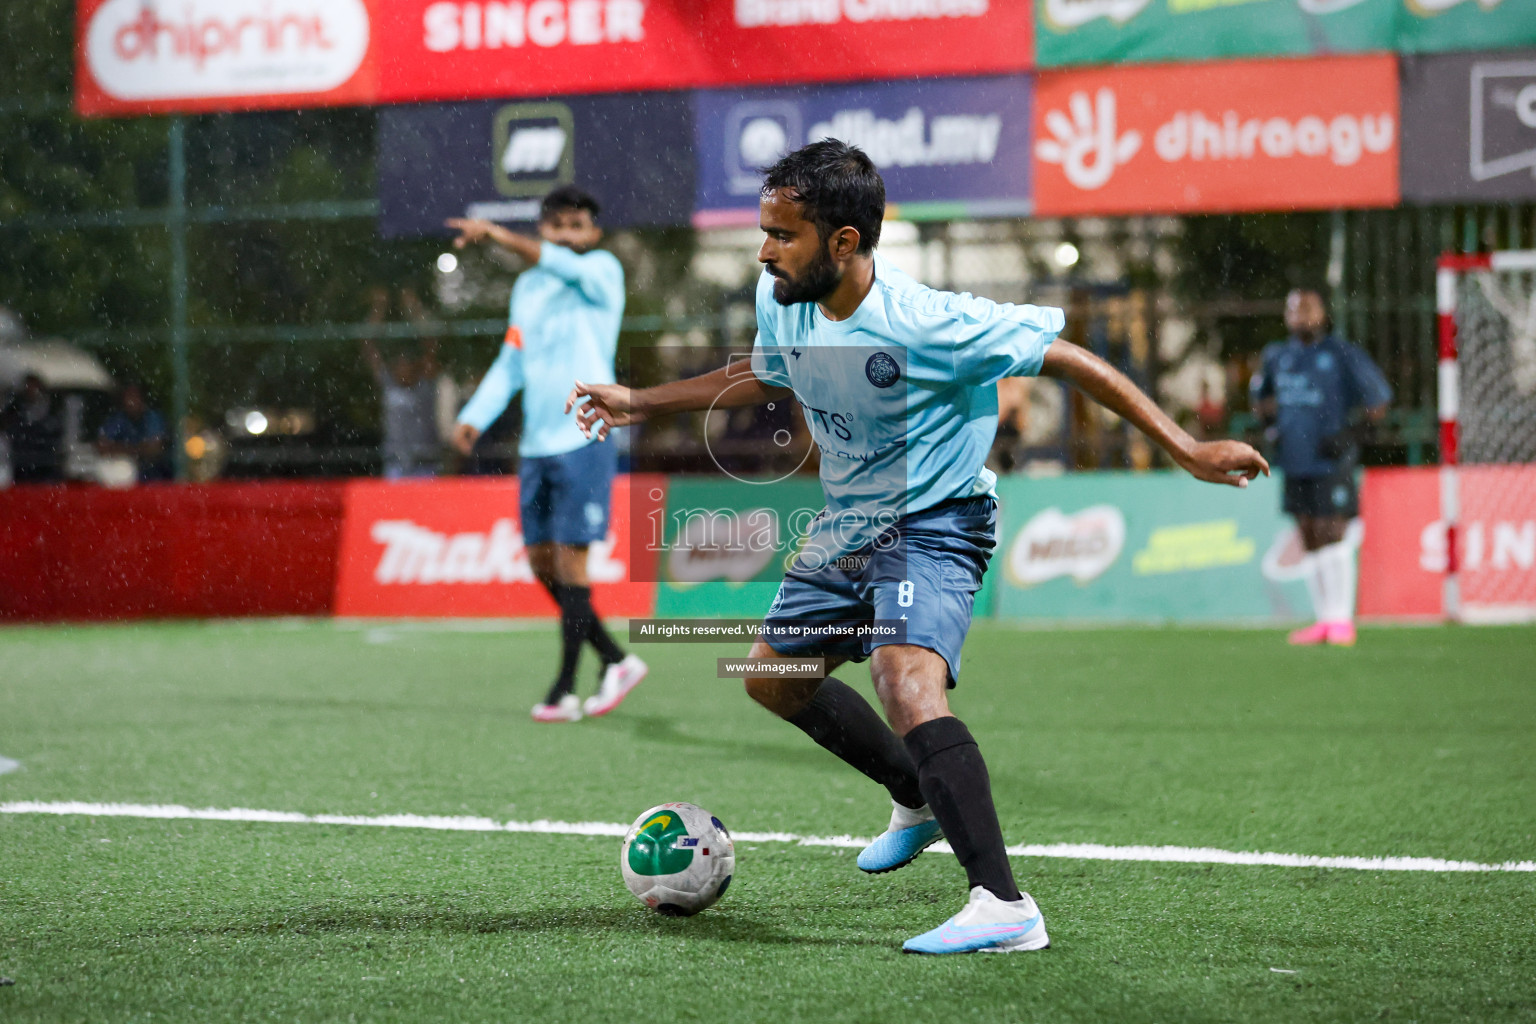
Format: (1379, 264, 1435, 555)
(1396, 1, 1536, 53)
(993, 472, 1312, 622)
(1035, 0, 1395, 68)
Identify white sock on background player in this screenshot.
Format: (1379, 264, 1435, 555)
(1314, 541, 1356, 623)
(1302, 552, 1327, 623)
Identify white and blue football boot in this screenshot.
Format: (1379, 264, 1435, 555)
(857, 800, 944, 874)
(902, 886, 1051, 955)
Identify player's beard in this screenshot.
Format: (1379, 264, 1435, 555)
(768, 246, 841, 306)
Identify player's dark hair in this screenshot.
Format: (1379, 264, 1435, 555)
(540, 185, 600, 222)
(761, 140, 885, 254)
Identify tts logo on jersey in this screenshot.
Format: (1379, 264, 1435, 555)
(1035, 89, 1142, 191)
(493, 102, 575, 197)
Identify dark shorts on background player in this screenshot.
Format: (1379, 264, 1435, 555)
(519, 440, 617, 546)
(1282, 469, 1359, 519)
(760, 495, 996, 687)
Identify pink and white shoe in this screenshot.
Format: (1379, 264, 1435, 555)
(582, 655, 648, 718)
(531, 694, 582, 723)
(1326, 621, 1357, 646)
(1287, 622, 1331, 646)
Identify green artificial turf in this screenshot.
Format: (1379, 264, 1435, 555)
(1, 619, 1533, 1023)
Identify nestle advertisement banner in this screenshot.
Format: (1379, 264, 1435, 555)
(377, 94, 695, 236)
(1396, 1, 1536, 55)
(993, 472, 1311, 622)
(693, 75, 1034, 224)
(1034, 0, 1392, 69)
(1401, 49, 1536, 203)
(79, 0, 1032, 116)
(76, 0, 380, 116)
(1032, 55, 1399, 216)
(334, 476, 662, 617)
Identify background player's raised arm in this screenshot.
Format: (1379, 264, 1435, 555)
(1041, 338, 1270, 488)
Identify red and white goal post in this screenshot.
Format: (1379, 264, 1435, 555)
(1435, 250, 1536, 622)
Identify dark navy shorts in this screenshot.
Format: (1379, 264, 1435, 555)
(1282, 469, 1358, 519)
(760, 495, 997, 687)
(518, 441, 617, 547)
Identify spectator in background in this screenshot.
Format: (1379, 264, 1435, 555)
(1195, 380, 1227, 439)
(96, 382, 172, 483)
(1, 374, 64, 484)
(361, 287, 441, 480)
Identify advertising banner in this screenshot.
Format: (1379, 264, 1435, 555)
(992, 472, 1311, 622)
(1034, 0, 1392, 69)
(76, 0, 380, 116)
(333, 475, 663, 617)
(1357, 466, 1536, 620)
(1396, 1, 1536, 55)
(80, 0, 1033, 116)
(693, 75, 1034, 225)
(377, 94, 695, 236)
(1032, 55, 1399, 216)
(1401, 49, 1536, 203)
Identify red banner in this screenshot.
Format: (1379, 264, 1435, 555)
(333, 475, 664, 618)
(1033, 55, 1400, 217)
(1358, 466, 1536, 620)
(79, 0, 1032, 115)
(76, 0, 381, 116)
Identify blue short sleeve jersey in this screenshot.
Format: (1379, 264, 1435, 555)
(1250, 334, 1392, 477)
(750, 255, 1064, 557)
(457, 242, 625, 458)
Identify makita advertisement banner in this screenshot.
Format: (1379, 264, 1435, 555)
(76, 0, 380, 116)
(693, 75, 1034, 225)
(1401, 49, 1536, 203)
(992, 472, 1311, 623)
(77, 0, 1032, 116)
(333, 476, 662, 617)
(377, 94, 695, 236)
(1032, 55, 1399, 217)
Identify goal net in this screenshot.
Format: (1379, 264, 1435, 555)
(1437, 251, 1536, 622)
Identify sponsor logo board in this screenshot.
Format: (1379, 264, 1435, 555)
(1402, 49, 1536, 203)
(1033, 55, 1399, 216)
(77, 0, 377, 115)
(334, 476, 662, 617)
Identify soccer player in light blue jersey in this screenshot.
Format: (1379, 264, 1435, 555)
(448, 186, 646, 725)
(567, 142, 1268, 954)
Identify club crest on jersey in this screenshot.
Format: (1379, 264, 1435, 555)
(865, 352, 901, 389)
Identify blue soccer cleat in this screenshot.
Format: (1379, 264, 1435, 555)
(857, 802, 944, 874)
(903, 886, 1052, 955)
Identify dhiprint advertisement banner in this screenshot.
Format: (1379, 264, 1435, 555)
(1032, 55, 1400, 216)
(377, 94, 695, 236)
(1401, 49, 1536, 203)
(693, 75, 1035, 224)
(992, 472, 1311, 622)
(1034, 0, 1393, 69)
(76, 0, 380, 116)
(334, 476, 662, 618)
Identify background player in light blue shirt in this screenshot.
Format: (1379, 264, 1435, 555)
(567, 142, 1268, 954)
(448, 186, 646, 725)
(1251, 288, 1392, 647)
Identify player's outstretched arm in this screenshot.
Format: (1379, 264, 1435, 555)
(566, 361, 791, 442)
(1040, 340, 1270, 488)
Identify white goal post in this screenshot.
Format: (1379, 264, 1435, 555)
(1435, 250, 1536, 623)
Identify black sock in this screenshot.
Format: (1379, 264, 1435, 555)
(904, 716, 1021, 902)
(546, 584, 583, 704)
(572, 586, 625, 666)
(785, 678, 925, 810)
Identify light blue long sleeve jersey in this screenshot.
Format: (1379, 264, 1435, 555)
(751, 255, 1064, 555)
(456, 242, 624, 457)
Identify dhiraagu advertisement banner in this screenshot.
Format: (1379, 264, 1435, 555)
(993, 472, 1312, 622)
(1034, 0, 1395, 68)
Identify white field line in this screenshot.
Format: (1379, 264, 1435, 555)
(1, 801, 1532, 874)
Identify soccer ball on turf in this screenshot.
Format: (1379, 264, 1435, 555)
(620, 802, 735, 916)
